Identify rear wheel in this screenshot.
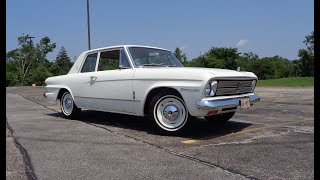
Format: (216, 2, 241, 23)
(148, 91, 190, 135)
(60, 91, 81, 119)
(204, 111, 235, 123)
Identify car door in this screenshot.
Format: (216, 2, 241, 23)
(83, 48, 135, 113)
(71, 52, 100, 108)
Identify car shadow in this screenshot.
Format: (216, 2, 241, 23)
(47, 110, 253, 139)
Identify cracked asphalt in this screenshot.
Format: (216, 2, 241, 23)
(6, 87, 314, 179)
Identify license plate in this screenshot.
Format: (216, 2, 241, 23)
(240, 98, 250, 108)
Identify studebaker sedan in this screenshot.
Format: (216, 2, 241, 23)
(44, 45, 260, 134)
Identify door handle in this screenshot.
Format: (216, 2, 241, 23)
(90, 76, 97, 85)
(90, 76, 97, 81)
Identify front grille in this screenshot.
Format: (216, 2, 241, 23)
(215, 80, 252, 96)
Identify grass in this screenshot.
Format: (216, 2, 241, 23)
(257, 77, 314, 87)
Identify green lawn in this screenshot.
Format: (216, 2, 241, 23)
(257, 77, 314, 87)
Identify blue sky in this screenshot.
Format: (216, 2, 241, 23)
(7, 0, 313, 61)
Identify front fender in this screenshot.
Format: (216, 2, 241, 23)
(134, 80, 204, 116)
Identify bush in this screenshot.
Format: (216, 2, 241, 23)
(6, 71, 19, 87)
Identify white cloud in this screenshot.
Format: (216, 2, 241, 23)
(236, 39, 249, 47)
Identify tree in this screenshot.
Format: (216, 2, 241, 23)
(173, 47, 187, 63)
(6, 62, 19, 86)
(297, 31, 314, 77)
(6, 34, 56, 85)
(206, 47, 239, 70)
(205, 53, 225, 68)
(291, 60, 302, 77)
(237, 52, 259, 71)
(298, 49, 313, 77)
(26, 64, 53, 86)
(303, 31, 314, 54)
(242, 52, 259, 60)
(55, 46, 72, 74)
(185, 55, 206, 67)
(246, 59, 276, 80)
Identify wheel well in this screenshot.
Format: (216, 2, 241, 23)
(57, 88, 69, 100)
(143, 87, 183, 115)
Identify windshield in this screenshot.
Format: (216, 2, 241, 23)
(128, 47, 184, 67)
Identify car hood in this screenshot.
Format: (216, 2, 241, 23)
(134, 67, 257, 81)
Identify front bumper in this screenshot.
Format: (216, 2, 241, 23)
(196, 94, 260, 111)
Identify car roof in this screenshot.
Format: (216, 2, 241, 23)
(82, 45, 170, 54)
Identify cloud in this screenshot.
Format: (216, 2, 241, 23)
(236, 39, 249, 47)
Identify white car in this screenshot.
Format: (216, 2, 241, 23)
(44, 45, 260, 134)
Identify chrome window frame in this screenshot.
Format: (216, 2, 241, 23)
(79, 52, 99, 73)
(125, 46, 183, 68)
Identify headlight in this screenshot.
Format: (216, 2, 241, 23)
(205, 83, 211, 96)
(205, 80, 218, 97)
(251, 80, 257, 92)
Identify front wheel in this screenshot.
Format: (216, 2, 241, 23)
(60, 91, 81, 119)
(204, 111, 235, 123)
(148, 91, 190, 135)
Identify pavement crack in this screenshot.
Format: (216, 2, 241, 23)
(183, 130, 290, 152)
(6, 120, 38, 180)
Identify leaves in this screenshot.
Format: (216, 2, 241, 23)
(298, 49, 313, 77)
(55, 46, 72, 73)
(6, 34, 56, 86)
(303, 31, 314, 54)
(173, 47, 187, 63)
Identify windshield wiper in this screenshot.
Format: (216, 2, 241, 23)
(141, 63, 165, 67)
(141, 63, 178, 67)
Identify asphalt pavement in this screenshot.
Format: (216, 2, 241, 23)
(6, 87, 314, 180)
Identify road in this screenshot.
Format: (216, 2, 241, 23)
(6, 87, 314, 180)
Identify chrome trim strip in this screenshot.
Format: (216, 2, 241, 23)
(196, 94, 260, 110)
(83, 78, 202, 83)
(74, 96, 141, 102)
(77, 105, 138, 116)
(135, 78, 202, 81)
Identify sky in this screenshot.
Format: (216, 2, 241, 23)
(6, 0, 314, 61)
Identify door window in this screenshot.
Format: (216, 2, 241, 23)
(81, 53, 98, 73)
(98, 50, 120, 71)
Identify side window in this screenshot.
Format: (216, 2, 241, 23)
(120, 49, 131, 68)
(98, 50, 120, 71)
(81, 53, 98, 73)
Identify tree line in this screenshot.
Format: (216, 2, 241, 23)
(6, 32, 313, 86)
(174, 31, 314, 80)
(6, 34, 73, 86)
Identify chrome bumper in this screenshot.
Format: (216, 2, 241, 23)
(196, 94, 260, 110)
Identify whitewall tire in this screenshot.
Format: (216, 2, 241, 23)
(149, 91, 190, 134)
(60, 91, 81, 119)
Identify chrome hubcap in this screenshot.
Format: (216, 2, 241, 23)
(154, 95, 188, 131)
(65, 98, 72, 109)
(163, 105, 179, 121)
(61, 92, 73, 115)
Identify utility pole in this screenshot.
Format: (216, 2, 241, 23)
(86, 0, 91, 50)
(26, 35, 35, 46)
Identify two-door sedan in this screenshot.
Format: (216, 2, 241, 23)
(44, 45, 260, 134)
